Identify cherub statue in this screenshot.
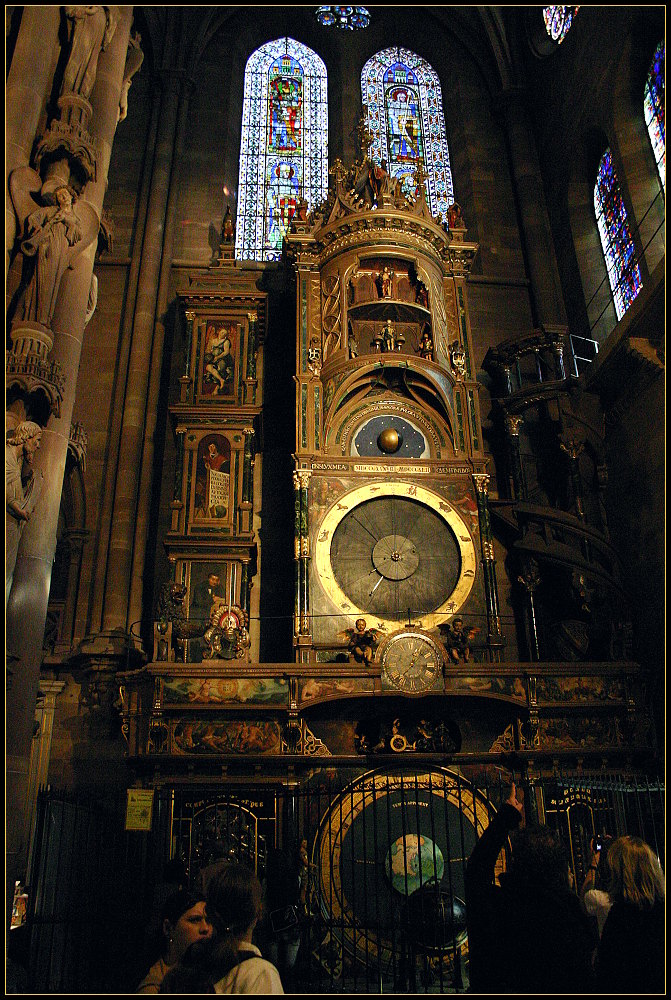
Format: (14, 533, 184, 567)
(10, 169, 97, 330)
(341, 618, 384, 664)
(440, 617, 479, 664)
(61, 6, 119, 100)
(6, 421, 43, 605)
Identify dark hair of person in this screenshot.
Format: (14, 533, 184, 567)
(159, 962, 215, 994)
(507, 824, 570, 894)
(192, 862, 264, 983)
(161, 888, 206, 929)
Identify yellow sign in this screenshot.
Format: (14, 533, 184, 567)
(125, 788, 154, 831)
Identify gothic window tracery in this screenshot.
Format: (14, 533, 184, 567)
(361, 48, 454, 223)
(644, 40, 665, 191)
(236, 37, 328, 261)
(594, 149, 642, 321)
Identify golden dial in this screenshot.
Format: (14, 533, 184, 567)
(314, 481, 477, 631)
(381, 630, 443, 694)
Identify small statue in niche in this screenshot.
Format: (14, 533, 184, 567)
(447, 201, 465, 231)
(14, 179, 83, 329)
(415, 278, 429, 309)
(347, 322, 358, 359)
(6, 421, 43, 606)
(440, 617, 479, 664)
(375, 265, 394, 299)
(118, 29, 144, 122)
(418, 327, 434, 360)
(61, 6, 119, 100)
(221, 205, 235, 244)
(342, 618, 383, 665)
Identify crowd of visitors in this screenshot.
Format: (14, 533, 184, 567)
(131, 796, 664, 995)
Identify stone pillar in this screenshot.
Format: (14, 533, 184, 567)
(497, 87, 567, 328)
(88, 77, 163, 633)
(102, 67, 183, 634)
(25, 680, 66, 884)
(5, 7, 62, 273)
(473, 473, 504, 660)
(127, 75, 195, 632)
(504, 414, 526, 500)
(5, 6, 134, 923)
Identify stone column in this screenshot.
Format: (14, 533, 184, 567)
(25, 680, 66, 884)
(102, 67, 183, 634)
(504, 414, 526, 500)
(497, 87, 567, 328)
(473, 473, 504, 660)
(5, 7, 62, 273)
(88, 76, 163, 633)
(5, 6, 134, 923)
(127, 74, 195, 632)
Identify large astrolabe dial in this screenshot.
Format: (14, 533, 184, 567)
(314, 482, 477, 630)
(315, 768, 505, 974)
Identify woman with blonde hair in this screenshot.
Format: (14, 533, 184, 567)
(596, 835, 665, 992)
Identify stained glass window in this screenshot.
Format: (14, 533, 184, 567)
(594, 149, 642, 321)
(543, 7, 579, 45)
(644, 41, 665, 190)
(316, 6, 370, 29)
(236, 38, 328, 261)
(361, 48, 454, 223)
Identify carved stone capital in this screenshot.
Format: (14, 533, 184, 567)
(505, 415, 524, 438)
(472, 473, 490, 496)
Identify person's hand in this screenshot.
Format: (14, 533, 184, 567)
(505, 782, 524, 818)
(589, 838, 602, 868)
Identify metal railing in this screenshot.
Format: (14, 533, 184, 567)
(24, 765, 664, 993)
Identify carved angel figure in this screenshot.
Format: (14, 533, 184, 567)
(341, 618, 384, 664)
(62, 6, 119, 100)
(12, 176, 86, 329)
(440, 617, 479, 664)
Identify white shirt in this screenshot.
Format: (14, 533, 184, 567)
(213, 943, 284, 995)
(583, 887, 614, 937)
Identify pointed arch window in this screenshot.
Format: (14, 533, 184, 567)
(236, 38, 328, 261)
(594, 149, 642, 321)
(361, 48, 454, 223)
(644, 40, 665, 191)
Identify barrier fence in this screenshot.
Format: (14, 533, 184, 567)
(23, 764, 664, 993)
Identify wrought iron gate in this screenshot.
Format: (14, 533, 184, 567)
(25, 766, 664, 993)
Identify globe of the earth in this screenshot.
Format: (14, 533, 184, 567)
(385, 833, 445, 895)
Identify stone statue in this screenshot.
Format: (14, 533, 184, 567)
(62, 6, 119, 100)
(84, 272, 98, 326)
(15, 180, 83, 329)
(118, 30, 144, 123)
(6, 421, 44, 606)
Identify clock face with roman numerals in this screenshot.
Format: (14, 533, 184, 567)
(314, 482, 478, 631)
(381, 630, 444, 694)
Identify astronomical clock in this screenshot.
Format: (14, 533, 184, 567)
(284, 158, 503, 680)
